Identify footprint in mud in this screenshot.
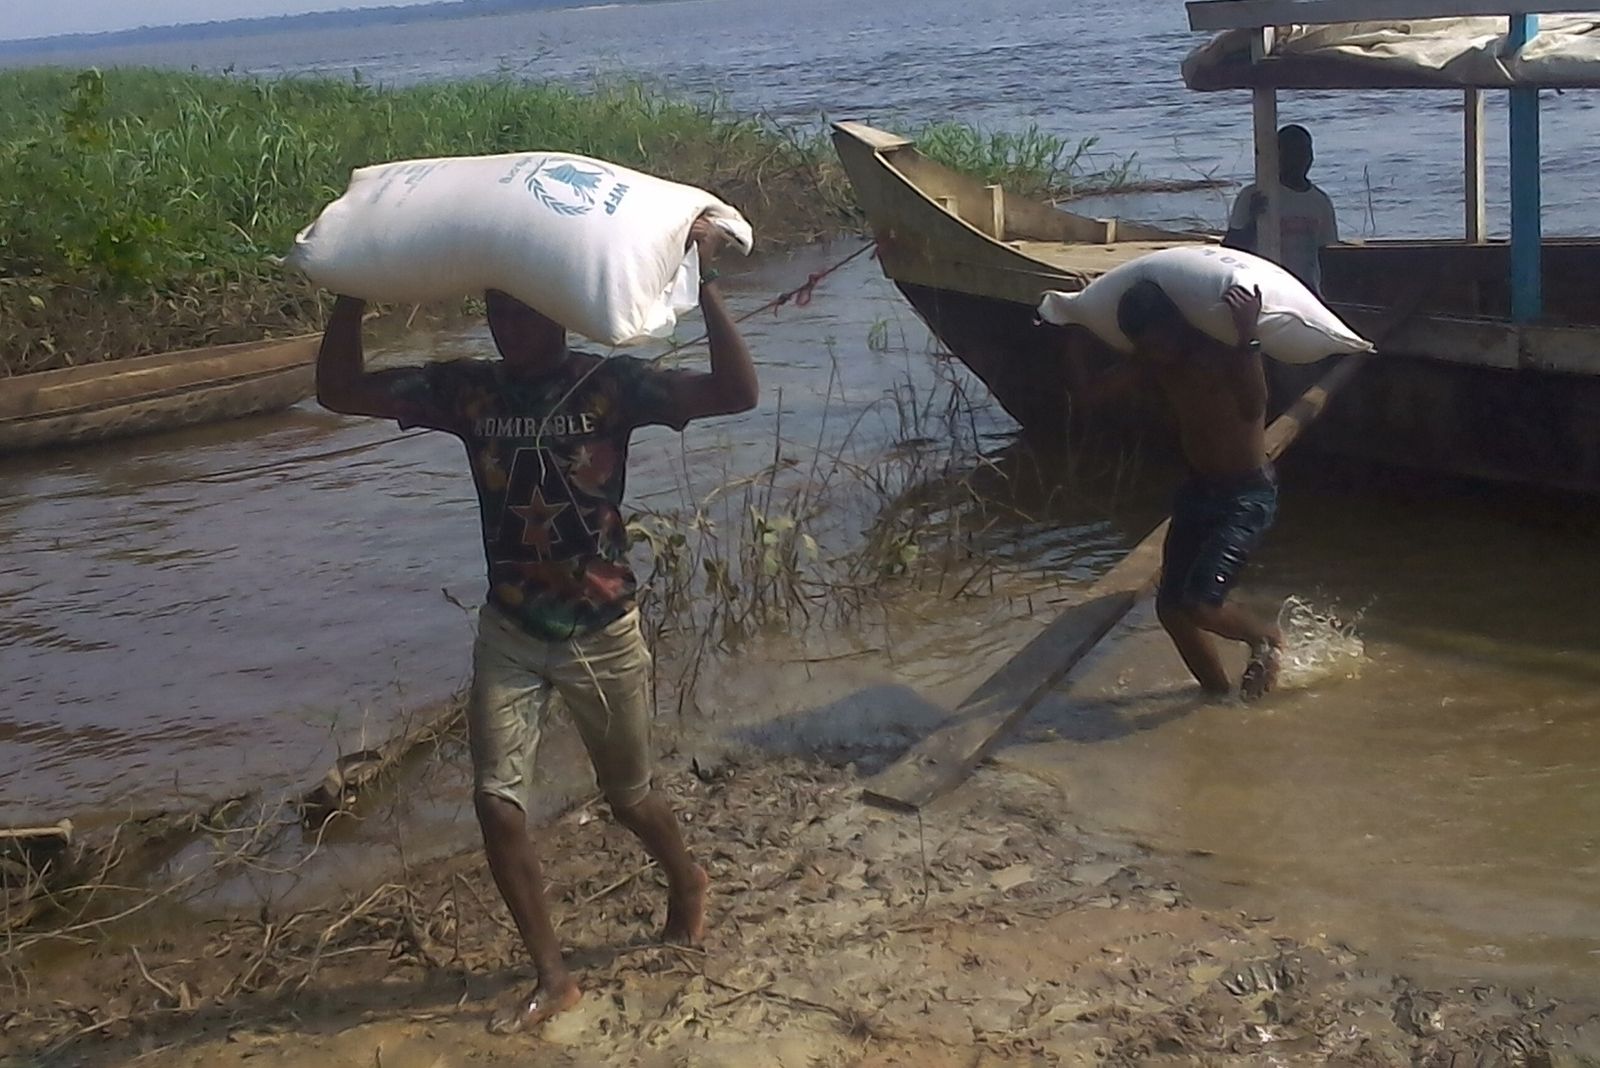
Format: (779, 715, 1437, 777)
(1221, 955, 1301, 997)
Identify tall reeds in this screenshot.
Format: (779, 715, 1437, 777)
(0, 67, 1145, 375)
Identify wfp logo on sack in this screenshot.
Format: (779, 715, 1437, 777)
(521, 156, 632, 218)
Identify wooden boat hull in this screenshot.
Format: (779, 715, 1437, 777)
(898, 283, 1600, 491)
(833, 120, 1600, 493)
(0, 335, 317, 454)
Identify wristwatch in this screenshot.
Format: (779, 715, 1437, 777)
(700, 268, 720, 285)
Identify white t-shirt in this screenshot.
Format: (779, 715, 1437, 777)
(1229, 183, 1338, 294)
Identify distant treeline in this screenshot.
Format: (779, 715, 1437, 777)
(0, 0, 617, 58)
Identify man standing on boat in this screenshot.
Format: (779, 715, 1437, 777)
(314, 216, 758, 1034)
(1096, 279, 1284, 700)
(1224, 125, 1338, 295)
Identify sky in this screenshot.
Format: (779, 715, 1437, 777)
(1, 0, 441, 42)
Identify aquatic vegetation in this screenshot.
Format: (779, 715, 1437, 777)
(0, 68, 843, 374)
(623, 329, 1143, 723)
(913, 123, 1136, 202)
(0, 67, 1157, 375)
(866, 318, 892, 352)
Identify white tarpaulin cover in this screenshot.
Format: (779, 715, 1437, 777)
(1184, 16, 1600, 90)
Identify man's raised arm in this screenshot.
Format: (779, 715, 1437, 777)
(691, 275, 759, 417)
(316, 295, 417, 420)
(647, 217, 760, 428)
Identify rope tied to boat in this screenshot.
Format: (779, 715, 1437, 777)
(652, 238, 878, 360)
(765, 239, 878, 313)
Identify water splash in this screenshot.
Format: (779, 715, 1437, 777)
(1275, 595, 1367, 689)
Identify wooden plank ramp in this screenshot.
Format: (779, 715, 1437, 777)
(862, 353, 1369, 812)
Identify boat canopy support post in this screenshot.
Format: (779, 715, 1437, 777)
(1251, 27, 1281, 262)
(1507, 13, 1542, 322)
(1464, 87, 1486, 243)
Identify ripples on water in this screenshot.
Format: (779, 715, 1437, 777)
(0, 250, 1051, 815)
(12, 0, 1600, 239)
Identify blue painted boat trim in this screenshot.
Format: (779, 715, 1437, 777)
(1509, 13, 1542, 323)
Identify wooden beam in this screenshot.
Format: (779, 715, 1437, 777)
(860, 539, 1162, 813)
(835, 120, 914, 152)
(861, 353, 1370, 812)
(983, 184, 1006, 241)
(0, 820, 73, 848)
(1253, 79, 1283, 263)
(1464, 88, 1486, 243)
(1188, 0, 1600, 31)
(1333, 303, 1517, 368)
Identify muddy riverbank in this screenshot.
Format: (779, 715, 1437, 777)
(7, 750, 1599, 1066)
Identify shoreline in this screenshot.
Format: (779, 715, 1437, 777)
(7, 751, 1598, 1065)
(7, 564, 1600, 1063)
(0, 66, 1221, 379)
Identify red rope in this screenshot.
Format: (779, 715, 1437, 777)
(655, 239, 878, 360)
(740, 240, 876, 319)
(787, 271, 826, 309)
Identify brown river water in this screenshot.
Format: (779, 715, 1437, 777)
(5, 0, 1600, 996)
(6, 243, 1600, 992)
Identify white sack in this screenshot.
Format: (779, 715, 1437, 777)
(286, 152, 753, 347)
(1037, 245, 1372, 364)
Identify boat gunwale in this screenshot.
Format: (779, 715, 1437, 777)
(0, 334, 320, 389)
(0, 361, 314, 428)
(834, 120, 1600, 356)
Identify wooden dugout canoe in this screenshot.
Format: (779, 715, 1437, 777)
(0, 335, 317, 454)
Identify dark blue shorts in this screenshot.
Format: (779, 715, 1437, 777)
(1157, 466, 1277, 609)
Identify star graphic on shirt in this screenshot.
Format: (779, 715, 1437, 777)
(509, 489, 569, 555)
(478, 448, 509, 493)
(568, 442, 615, 495)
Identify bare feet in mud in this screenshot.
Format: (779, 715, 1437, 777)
(1240, 639, 1282, 702)
(662, 864, 710, 946)
(487, 980, 582, 1035)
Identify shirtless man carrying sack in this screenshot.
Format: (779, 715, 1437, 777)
(1081, 281, 1284, 700)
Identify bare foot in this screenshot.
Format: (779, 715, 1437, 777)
(662, 864, 709, 946)
(487, 980, 581, 1035)
(1240, 640, 1282, 702)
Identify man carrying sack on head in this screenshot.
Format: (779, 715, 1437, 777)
(315, 215, 757, 1034)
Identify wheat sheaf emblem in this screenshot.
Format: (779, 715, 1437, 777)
(526, 159, 609, 217)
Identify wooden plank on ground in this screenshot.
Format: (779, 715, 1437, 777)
(862, 528, 1165, 812)
(863, 352, 1371, 812)
(0, 820, 73, 846)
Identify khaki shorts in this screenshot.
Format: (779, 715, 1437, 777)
(468, 603, 654, 811)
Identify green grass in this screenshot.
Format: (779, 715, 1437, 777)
(0, 67, 1148, 375)
(913, 123, 1137, 202)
